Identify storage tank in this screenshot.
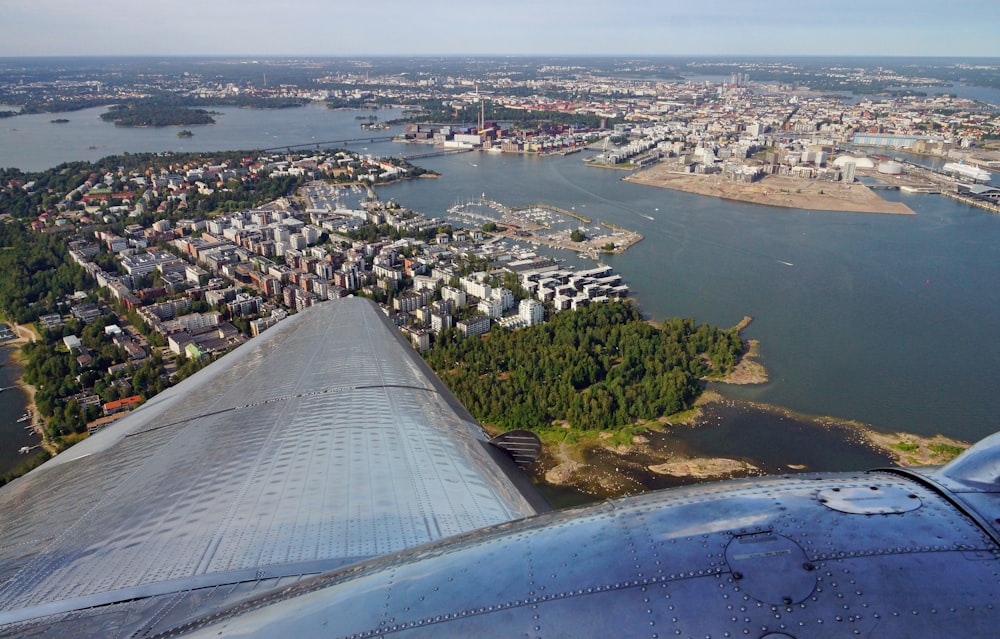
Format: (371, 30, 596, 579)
(877, 161, 903, 175)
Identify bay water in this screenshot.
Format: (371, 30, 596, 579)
(383, 150, 1000, 444)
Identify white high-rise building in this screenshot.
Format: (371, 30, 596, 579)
(518, 299, 544, 326)
(442, 286, 467, 308)
(460, 275, 491, 300)
(478, 298, 503, 319)
(492, 288, 515, 312)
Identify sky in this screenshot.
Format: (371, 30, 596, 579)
(1, 0, 999, 58)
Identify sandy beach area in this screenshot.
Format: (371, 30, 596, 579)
(624, 167, 915, 215)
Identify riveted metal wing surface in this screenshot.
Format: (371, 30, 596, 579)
(0, 297, 544, 637)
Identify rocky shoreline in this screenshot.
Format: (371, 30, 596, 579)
(533, 335, 968, 500)
(534, 391, 970, 500)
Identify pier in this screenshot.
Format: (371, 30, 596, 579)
(512, 203, 592, 224)
(942, 190, 1000, 214)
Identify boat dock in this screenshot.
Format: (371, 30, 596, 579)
(512, 203, 592, 224)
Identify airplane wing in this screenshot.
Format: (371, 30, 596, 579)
(172, 448, 1000, 639)
(5, 295, 999, 638)
(0, 297, 546, 637)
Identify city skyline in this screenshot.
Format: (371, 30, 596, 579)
(2, 0, 1000, 58)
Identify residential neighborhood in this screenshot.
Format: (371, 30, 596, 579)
(9, 145, 636, 437)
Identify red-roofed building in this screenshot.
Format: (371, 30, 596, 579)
(102, 395, 143, 416)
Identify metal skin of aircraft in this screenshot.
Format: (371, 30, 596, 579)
(1, 298, 998, 638)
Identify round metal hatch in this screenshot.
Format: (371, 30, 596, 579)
(725, 532, 816, 605)
(817, 485, 922, 515)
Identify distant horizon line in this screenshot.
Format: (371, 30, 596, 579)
(2, 53, 1000, 61)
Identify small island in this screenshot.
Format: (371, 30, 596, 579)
(49, 118, 70, 124)
(177, 129, 194, 138)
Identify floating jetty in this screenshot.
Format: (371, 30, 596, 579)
(511, 203, 592, 224)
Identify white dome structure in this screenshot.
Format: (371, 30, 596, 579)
(833, 155, 875, 170)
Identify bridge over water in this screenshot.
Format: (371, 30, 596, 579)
(259, 136, 395, 152)
(400, 148, 473, 160)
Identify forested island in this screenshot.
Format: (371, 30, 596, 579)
(100, 104, 217, 127)
(11, 95, 310, 117)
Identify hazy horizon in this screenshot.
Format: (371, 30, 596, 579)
(2, 0, 999, 58)
(3, 54, 1000, 61)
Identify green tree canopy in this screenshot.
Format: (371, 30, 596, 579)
(422, 302, 744, 434)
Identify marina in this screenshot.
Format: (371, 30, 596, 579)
(446, 197, 643, 258)
(0, 347, 41, 476)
